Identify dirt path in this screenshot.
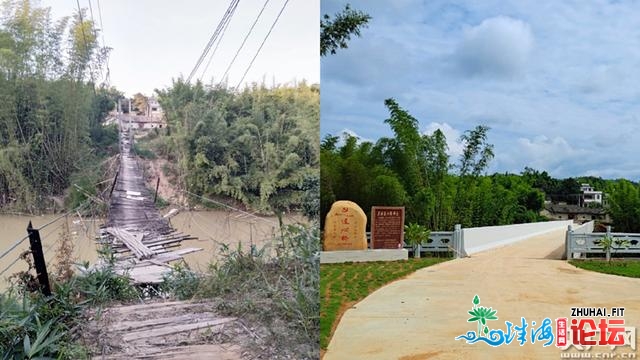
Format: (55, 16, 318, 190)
(324, 229, 640, 359)
(85, 300, 252, 359)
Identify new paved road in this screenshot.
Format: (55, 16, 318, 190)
(324, 229, 640, 359)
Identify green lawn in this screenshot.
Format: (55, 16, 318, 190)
(320, 257, 450, 350)
(569, 259, 640, 278)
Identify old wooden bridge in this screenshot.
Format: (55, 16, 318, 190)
(98, 118, 201, 284)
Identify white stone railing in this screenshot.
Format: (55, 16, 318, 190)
(567, 223, 640, 259)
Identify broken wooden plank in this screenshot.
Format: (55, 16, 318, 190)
(148, 247, 203, 264)
(121, 318, 236, 342)
(105, 227, 155, 260)
(121, 264, 170, 284)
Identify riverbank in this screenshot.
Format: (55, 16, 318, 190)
(0, 209, 305, 290)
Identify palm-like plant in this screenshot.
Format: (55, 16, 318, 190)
(595, 235, 631, 262)
(404, 223, 430, 258)
(467, 295, 498, 336)
(404, 223, 430, 247)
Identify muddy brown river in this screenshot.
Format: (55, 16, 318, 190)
(0, 210, 302, 290)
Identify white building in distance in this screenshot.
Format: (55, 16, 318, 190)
(580, 183, 603, 207)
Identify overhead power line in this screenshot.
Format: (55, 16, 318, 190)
(187, 0, 240, 83)
(198, 0, 240, 82)
(220, 0, 271, 83)
(0, 198, 94, 276)
(96, 0, 111, 85)
(234, 0, 290, 90)
(76, 0, 97, 93)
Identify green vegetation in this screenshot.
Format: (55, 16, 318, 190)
(0, 0, 121, 213)
(1, 255, 140, 358)
(593, 235, 631, 262)
(569, 260, 640, 278)
(319, 257, 450, 349)
(132, 142, 156, 160)
(2, 219, 318, 359)
(604, 179, 640, 232)
(520, 169, 640, 233)
(321, 4, 371, 56)
(161, 223, 319, 359)
(404, 223, 430, 247)
(321, 99, 547, 231)
(155, 80, 319, 214)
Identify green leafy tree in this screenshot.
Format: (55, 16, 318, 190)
(156, 80, 319, 214)
(454, 125, 495, 226)
(606, 180, 640, 232)
(0, 0, 115, 212)
(320, 4, 371, 56)
(132, 92, 149, 115)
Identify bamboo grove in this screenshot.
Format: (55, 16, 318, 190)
(155, 79, 320, 215)
(0, 0, 119, 212)
(320, 99, 640, 233)
(321, 99, 550, 231)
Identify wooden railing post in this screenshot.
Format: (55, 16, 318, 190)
(154, 177, 160, 204)
(110, 170, 119, 198)
(27, 221, 51, 297)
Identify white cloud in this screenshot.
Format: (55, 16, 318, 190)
(321, 0, 640, 179)
(515, 135, 587, 174)
(423, 122, 464, 158)
(454, 16, 533, 78)
(336, 128, 374, 146)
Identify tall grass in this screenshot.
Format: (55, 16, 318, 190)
(0, 242, 139, 359)
(161, 222, 320, 359)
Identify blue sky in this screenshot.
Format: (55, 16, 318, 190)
(40, 0, 319, 96)
(321, 0, 640, 179)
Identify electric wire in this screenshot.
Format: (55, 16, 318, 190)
(76, 0, 97, 94)
(0, 197, 94, 276)
(95, 0, 111, 85)
(187, 0, 240, 83)
(220, 0, 270, 83)
(234, 0, 290, 90)
(182, 189, 277, 225)
(0, 256, 23, 277)
(199, 0, 240, 82)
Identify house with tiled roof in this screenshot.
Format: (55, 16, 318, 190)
(540, 203, 611, 224)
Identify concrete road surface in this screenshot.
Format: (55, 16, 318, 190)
(324, 229, 640, 360)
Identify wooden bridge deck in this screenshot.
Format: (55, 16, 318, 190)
(98, 122, 201, 284)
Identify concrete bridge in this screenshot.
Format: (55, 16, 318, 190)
(324, 221, 640, 359)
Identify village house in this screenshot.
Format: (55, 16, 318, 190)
(147, 97, 163, 119)
(540, 203, 611, 224)
(580, 183, 604, 207)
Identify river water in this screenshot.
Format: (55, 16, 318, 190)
(0, 210, 302, 290)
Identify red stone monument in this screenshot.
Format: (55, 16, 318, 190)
(371, 206, 405, 249)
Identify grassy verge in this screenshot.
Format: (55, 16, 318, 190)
(0, 256, 140, 358)
(161, 223, 319, 359)
(1, 218, 319, 359)
(569, 259, 640, 278)
(320, 257, 450, 350)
